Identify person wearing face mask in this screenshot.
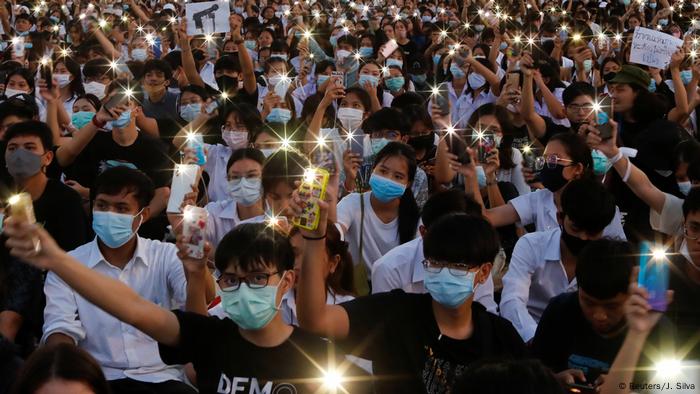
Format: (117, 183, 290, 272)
(294, 206, 526, 393)
(500, 178, 617, 342)
(483, 133, 627, 240)
(22, 167, 209, 394)
(69, 94, 101, 132)
(81, 59, 117, 101)
(53, 57, 85, 118)
(55, 82, 172, 240)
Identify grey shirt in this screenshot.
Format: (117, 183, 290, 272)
(142, 90, 180, 121)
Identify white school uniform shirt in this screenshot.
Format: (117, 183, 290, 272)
(204, 199, 243, 250)
(496, 148, 530, 197)
(42, 237, 188, 383)
(203, 143, 233, 202)
(448, 83, 497, 130)
(650, 193, 694, 261)
(509, 188, 627, 240)
(200, 61, 217, 89)
(370, 237, 498, 314)
(280, 290, 355, 326)
(534, 87, 570, 128)
(337, 192, 406, 272)
(291, 81, 317, 119)
(499, 228, 578, 342)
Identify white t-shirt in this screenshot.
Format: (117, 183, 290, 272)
(336, 192, 404, 272)
(203, 143, 233, 203)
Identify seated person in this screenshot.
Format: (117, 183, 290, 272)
(500, 178, 616, 342)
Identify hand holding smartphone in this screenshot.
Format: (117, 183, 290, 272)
(638, 242, 670, 312)
(167, 164, 201, 213)
(293, 168, 330, 231)
(182, 205, 208, 259)
(595, 95, 613, 140)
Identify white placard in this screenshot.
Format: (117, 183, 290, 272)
(186, 1, 230, 35)
(629, 26, 683, 69)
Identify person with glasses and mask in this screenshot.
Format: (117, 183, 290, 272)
(293, 202, 526, 393)
(3, 219, 370, 394)
(500, 178, 617, 342)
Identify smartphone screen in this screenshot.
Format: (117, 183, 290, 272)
(292, 168, 330, 231)
(167, 164, 200, 213)
(331, 71, 344, 88)
(638, 242, 670, 312)
(42, 63, 53, 89)
(433, 82, 450, 115)
(381, 39, 399, 58)
(596, 95, 613, 140)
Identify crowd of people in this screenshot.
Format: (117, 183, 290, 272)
(0, 0, 699, 392)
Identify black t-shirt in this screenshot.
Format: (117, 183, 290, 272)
(667, 259, 700, 360)
(398, 40, 419, 63)
(159, 311, 369, 394)
(35, 178, 89, 251)
(538, 116, 572, 146)
(339, 290, 527, 393)
(71, 131, 171, 189)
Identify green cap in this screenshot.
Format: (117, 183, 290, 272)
(609, 65, 651, 90)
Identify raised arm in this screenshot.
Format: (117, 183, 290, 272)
(230, 15, 256, 95)
(519, 54, 547, 140)
(667, 49, 690, 124)
(305, 84, 343, 153)
(534, 72, 567, 120)
(177, 19, 205, 88)
(55, 105, 123, 167)
(128, 0, 151, 24)
(91, 25, 122, 59)
(4, 220, 182, 347)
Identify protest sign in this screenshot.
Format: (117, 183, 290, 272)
(186, 1, 230, 35)
(629, 26, 683, 69)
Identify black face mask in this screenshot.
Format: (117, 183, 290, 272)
(603, 72, 617, 82)
(408, 132, 434, 152)
(560, 225, 591, 255)
(216, 75, 239, 93)
(540, 164, 568, 192)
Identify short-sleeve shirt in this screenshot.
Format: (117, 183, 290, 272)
(338, 290, 526, 393)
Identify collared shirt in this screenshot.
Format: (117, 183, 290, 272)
(204, 199, 241, 250)
(650, 192, 693, 261)
(280, 290, 355, 326)
(447, 83, 497, 130)
(509, 188, 627, 240)
(42, 237, 188, 383)
(500, 228, 578, 342)
(142, 90, 180, 122)
(370, 237, 499, 313)
(203, 143, 233, 202)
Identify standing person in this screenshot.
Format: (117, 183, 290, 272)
(294, 202, 526, 393)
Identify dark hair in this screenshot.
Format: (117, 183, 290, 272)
(577, 239, 635, 299)
(629, 84, 666, 123)
(142, 59, 173, 81)
(362, 107, 408, 136)
(453, 359, 565, 394)
(82, 58, 115, 80)
(93, 167, 155, 209)
(562, 81, 596, 106)
(162, 50, 183, 71)
(105, 78, 145, 105)
(337, 34, 358, 49)
(673, 139, 700, 169)
(421, 189, 482, 229)
(261, 149, 308, 195)
(5, 68, 35, 94)
(401, 104, 434, 134)
(214, 223, 294, 273)
(4, 120, 53, 152)
(53, 56, 85, 97)
(682, 188, 700, 218)
(373, 142, 419, 244)
(12, 343, 110, 394)
(343, 87, 372, 113)
(180, 84, 209, 101)
(214, 54, 241, 74)
(226, 147, 266, 171)
(423, 214, 500, 267)
(301, 92, 335, 127)
(467, 103, 516, 170)
(73, 94, 102, 112)
(548, 133, 593, 179)
(221, 101, 263, 135)
(0, 96, 38, 124)
(390, 91, 425, 110)
(561, 178, 616, 234)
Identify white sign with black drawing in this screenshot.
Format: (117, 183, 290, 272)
(629, 26, 683, 69)
(185, 1, 230, 35)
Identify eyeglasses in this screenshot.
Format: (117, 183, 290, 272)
(371, 130, 401, 139)
(535, 154, 574, 171)
(422, 259, 474, 276)
(567, 103, 594, 113)
(217, 271, 280, 292)
(684, 225, 700, 241)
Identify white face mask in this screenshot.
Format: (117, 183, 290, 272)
(4, 88, 27, 98)
(337, 107, 364, 131)
(84, 81, 106, 99)
(54, 73, 71, 88)
(467, 72, 486, 90)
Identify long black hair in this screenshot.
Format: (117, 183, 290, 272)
(373, 142, 420, 244)
(548, 132, 594, 180)
(53, 55, 85, 97)
(467, 103, 516, 170)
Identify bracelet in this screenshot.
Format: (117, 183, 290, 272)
(609, 150, 624, 165)
(622, 157, 633, 183)
(92, 116, 106, 128)
(302, 234, 327, 241)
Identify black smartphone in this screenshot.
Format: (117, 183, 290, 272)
(476, 134, 495, 163)
(568, 383, 597, 394)
(103, 91, 128, 116)
(447, 133, 471, 165)
(41, 63, 53, 89)
(433, 82, 450, 115)
(596, 95, 613, 140)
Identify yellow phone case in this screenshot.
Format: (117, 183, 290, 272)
(292, 168, 330, 231)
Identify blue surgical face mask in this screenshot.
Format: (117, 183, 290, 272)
(369, 173, 406, 202)
(432, 54, 442, 65)
(71, 111, 95, 129)
(421, 15, 432, 22)
(659, 18, 669, 27)
(317, 74, 330, 86)
(424, 268, 478, 308)
(111, 110, 131, 129)
(450, 63, 466, 79)
(649, 79, 657, 92)
(370, 137, 390, 155)
(583, 59, 593, 72)
(476, 165, 487, 188)
(220, 281, 283, 330)
(410, 73, 427, 85)
(131, 48, 148, 62)
(359, 46, 374, 57)
(678, 181, 692, 196)
(591, 149, 611, 176)
(649, 2, 657, 9)
(92, 210, 142, 248)
(272, 53, 288, 61)
(386, 58, 403, 68)
(244, 40, 257, 51)
(385, 76, 405, 92)
(330, 36, 338, 47)
(681, 70, 693, 85)
(228, 177, 262, 206)
(358, 74, 379, 88)
(499, 41, 508, 50)
(179, 103, 202, 122)
(266, 108, 292, 124)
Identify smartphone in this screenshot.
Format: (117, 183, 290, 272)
(568, 383, 597, 394)
(292, 168, 330, 231)
(103, 91, 129, 116)
(13, 36, 25, 59)
(638, 242, 670, 312)
(347, 132, 365, 157)
(274, 77, 292, 99)
(433, 82, 450, 115)
(167, 164, 201, 213)
(182, 205, 208, 259)
(331, 71, 344, 88)
(8, 192, 36, 224)
(381, 39, 399, 58)
(596, 95, 613, 140)
(152, 36, 162, 59)
(559, 28, 568, 42)
(522, 145, 540, 172)
(186, 133, 207, 166)
(476, 134, 496, 163)
(41, 62, 53, 89)
(508, 42, 522, 58)
(506, 72, 520, 91)
(447, 133, 471, 165)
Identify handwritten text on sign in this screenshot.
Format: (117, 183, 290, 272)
(630, 27, 682, 69)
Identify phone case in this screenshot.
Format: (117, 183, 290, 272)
(293, 168, 330, 231)
(8, 192, 36, 224)
(331, 71, 344, 87)
(522, 146, 539, 171)
(187, 134, 207, 166)
(477, 135, 495, 163)
(183, 205, 208, 259)
(13, 37, 24, 59)
(167, 164, 200, 213)
(381, 40, 399, 58)
(638, 242, 669, 312)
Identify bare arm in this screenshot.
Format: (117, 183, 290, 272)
(0, 311, 22, 342)
(520, 58, 547, 140)
(534, 73, 566, 119)
(178, 20, 205, 88)
(128, 0, 150, 24)
(667, 50, 689, 124)
(92, 26, 122, 59)
(230, 17, 256, 95)
(45, 332, 76, 346)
